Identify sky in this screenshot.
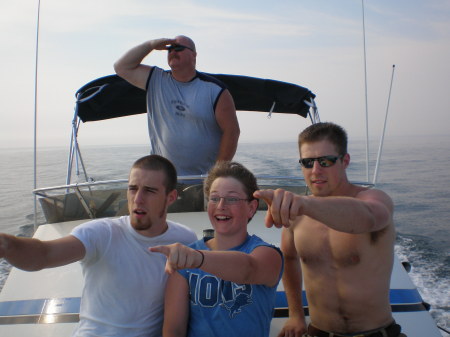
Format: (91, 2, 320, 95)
(1, 0, 450, 149)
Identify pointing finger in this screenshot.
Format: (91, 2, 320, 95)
(149, 245, 170, 257)
(253, 189, 275, 205)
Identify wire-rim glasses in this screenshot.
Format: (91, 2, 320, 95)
(208, 196, 250, 205)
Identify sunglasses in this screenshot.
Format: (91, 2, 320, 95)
(167, 44, 194, 53)
(208, 196, 250, 205)
(299, 155, 343, 169)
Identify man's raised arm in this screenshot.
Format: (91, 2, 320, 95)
(114, 38, 175, 90)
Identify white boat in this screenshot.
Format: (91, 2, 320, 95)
(0, 74, 443, 337)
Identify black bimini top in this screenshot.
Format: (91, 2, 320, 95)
(75, 73, 316, 123)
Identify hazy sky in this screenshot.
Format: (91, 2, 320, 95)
(1, 0, 449, 149)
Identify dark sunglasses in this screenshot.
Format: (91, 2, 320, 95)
(167, 44, 194, 53)
(299, 155, 343, 169)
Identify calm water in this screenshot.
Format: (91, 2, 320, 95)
(0, 137, 449, 334)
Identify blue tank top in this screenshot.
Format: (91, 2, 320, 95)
(178, 235, 283, 337)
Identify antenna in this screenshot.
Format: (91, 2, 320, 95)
(361, 0, 370, 182)
(33, 0, 41, 230)
(373, 65, 396, 185)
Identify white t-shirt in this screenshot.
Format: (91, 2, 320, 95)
(71, 216, 197, 337)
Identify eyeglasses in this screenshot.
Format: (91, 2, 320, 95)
(167, 44, 194, 53)
(208, 196, 250, 205)
(299, 155, 343, 169)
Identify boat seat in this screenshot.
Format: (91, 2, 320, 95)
(116, 199, 129, 216)
(169, 184, 205, 212)
(95, 192, 121, 217)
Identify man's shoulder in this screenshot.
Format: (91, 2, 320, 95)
(72, 217, 114, 234)
(355, 187, 394, 211)
(147, 66, 170, 84)
(196, 72, 227, 89)
(167, 219, 193, 230)
(354, 185, 388, 197)
(167, 220, 197, 242)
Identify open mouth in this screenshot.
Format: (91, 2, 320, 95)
(134, 209, 146, 215)
(215, 215, 231, 221)
(312, 179, 326, 184)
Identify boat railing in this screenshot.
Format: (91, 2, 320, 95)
(34, 175, 336, 225)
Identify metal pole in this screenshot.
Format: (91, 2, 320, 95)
(373, 65, 396, 185)
(33, 0, 41, 230)
(361, 0, 370, 182)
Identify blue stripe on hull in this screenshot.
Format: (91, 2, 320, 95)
(0, 297, 80, 316)
(275, 288, 424, 308)
(0, 289, 427, 325)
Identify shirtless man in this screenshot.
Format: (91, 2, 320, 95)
(255, 122, 405, 337)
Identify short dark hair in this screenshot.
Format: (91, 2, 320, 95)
(131, 155, 177, 193)
(204, 161, 258, 201)
(298, 122, 348, 156)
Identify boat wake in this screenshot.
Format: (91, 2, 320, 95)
(0, 260, 11, 291)
(395, 234, 450, 336)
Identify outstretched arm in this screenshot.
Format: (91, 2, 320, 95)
(114, 38, 175, 90)
(163, 272, 189, 337)
(214, 89, 240, 162)
(150, 242, 282, 287)
(0, 233, 85, 271)
(254, 188, 393, 233)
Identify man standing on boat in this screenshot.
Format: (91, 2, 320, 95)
(114, 35, 240, 176)
(0, 155, 197, 336)
(255, 122, 406, 337)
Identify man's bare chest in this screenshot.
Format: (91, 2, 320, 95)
(294, 222, 369, 268)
